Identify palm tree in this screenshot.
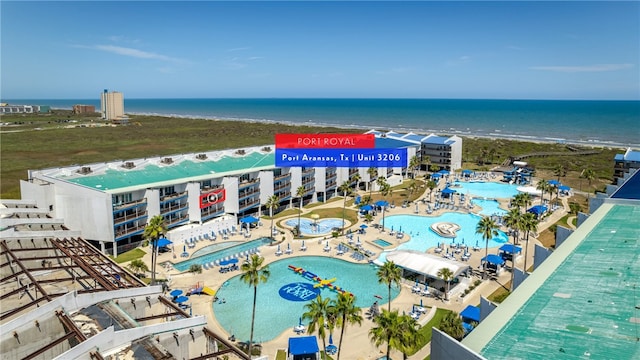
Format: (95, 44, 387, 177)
(333, 293, 363, 360)
(476, 215, 499, 279)
(376, 261, 402, 311)
(240, 254, 270, 357)
(351, 172, 361, 193)
(265, 194, 279, 242)
(303, 295, 331, 359)
(398, 314, 423, 360)
(369, 309, 403, 360)
(581, 167, 596, 197)
(409, 155, 420, 179)
(295, 185, 306, 237)
(438, 311, 465, 341)
(338, 180, 351, 235)
(127, 258, 149, 278)
(520, 192, 533, 213)
(536, 179, 549, 205)
(143, 215, 167, 286)
(367, 167, 378, 200)
(569, 202, 582, 216)
(427, 180, 437, 202)
(503, 208, 522, 291)
(520, 212, 538, 273)
(377, 178, 391, 231)
(437, 267, 454, 301)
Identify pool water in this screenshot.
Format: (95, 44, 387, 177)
(472, 199, 507, 216)
(373, 239, 393, 247)
(172, 238, 272, 272)
(284, 218, 344, 236)
(454, 181, 520, 199)
(377, 213, 508, 262)
(214, 256, 399, 343)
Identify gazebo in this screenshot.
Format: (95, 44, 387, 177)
(499, 244, 522, 262)
(288, 336, 320, 360)
(481, 254, 506, 274)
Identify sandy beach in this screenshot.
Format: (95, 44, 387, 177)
(138, 175, 570, 360)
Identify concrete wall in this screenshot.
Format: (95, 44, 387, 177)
(555, 225, 573, 248)
(431, 328, 487, 360)
(479, 296, 497, 322)
(533, 244, 553, 270)
(577, 212, 589, 227)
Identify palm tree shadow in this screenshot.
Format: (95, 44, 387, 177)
(492, 277, 510, 292)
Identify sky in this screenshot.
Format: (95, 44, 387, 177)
(1, 1, 639, 100)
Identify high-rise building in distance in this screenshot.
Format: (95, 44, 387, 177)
(100, 89, 124, 121)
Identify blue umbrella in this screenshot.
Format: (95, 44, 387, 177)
(170, 289, 183, 297)
(155, 237, 172, 247)
(329, 334, 334, 345)
(360, 224, 368, 229)
(420, 299, 423, 307)
(175, 295, 189, 303)
(299, 317, 303, 326)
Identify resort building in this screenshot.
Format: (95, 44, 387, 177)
(430, 168, 640, 360)
(0, 104, 50, 114)
(365, 130, 463, 171)
(613, 147, 640, 182)
(19, 132, 433, 255)
(100, 89, 125, 121)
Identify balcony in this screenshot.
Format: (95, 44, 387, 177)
(160, 191, 188, 204)
(326, 180, 337, 190)
(275, 173, 292, 181)
(114, 223, 147, 241)
(112, 198, 147, 212)
(201, 205, 225, 221)
(349, 168, 359, 176)
(275, 190, 291, 200)
(201, 184, 224, 192)
(302, 168, 315, 176)
(239, 198, 260, 211)
(160, 202, 188, 214)
(302, 177, 315, 186)
(113, 210, 148, 226)
(166, 214, 189, 227)
(274, 182, 291, 192)
(239, 179, 260, 190)
(239, 188, 260, 200)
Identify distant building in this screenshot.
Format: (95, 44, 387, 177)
(613, 147, 640, 182)
(0, 104, 50, 114)
(72, 104, 96, 114)
(100, 89, 125, 121)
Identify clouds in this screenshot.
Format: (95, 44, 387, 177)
(529, 64, 634, 73)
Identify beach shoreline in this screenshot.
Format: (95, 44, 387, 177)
(124, 111, 636, 150)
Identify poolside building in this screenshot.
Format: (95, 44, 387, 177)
(430, 169, 640, 360)
(19, 132, 427, 255)
(614, 147, 640, 182)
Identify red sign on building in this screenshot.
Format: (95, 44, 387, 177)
(199, 188, 225, 209)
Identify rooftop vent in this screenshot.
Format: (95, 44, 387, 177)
(77, 166, 92, 174)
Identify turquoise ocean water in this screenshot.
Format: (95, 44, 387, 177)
(5, 98, 639, 147)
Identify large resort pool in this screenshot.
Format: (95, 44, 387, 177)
(283, 217, 344, 236)
(172, 237, 272, 272)
(453, 181, 520, 199)
(214, 256, 399, 343)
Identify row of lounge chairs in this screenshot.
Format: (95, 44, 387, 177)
(201, 248, 260, 270)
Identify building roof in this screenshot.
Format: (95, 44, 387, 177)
(374, 136, 419, 149)
(620, 148, 640, 162)
(423, 135, 454, 145)
(288, 336, 319, 355)
(386, 250, 470, 278)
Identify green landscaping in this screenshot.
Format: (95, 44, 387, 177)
(1, 111, 622, 199)
(111, 248, 146, 263)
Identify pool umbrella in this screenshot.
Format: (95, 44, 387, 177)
(329, 334, 333, 345)
(183, 245, 186, 253)
(277, 244, 281, 251)
(399, 226, 402, 233)
(155, 237, 172, 247)
(175, 295, 189, 304)
(287, 243, 291, 250)
(420, 299, 423, 307)
(299, 317, 303, 326)
(302, 240, 305, 248)
(360, 224, 368, 229)
(170, 289, 183, 297)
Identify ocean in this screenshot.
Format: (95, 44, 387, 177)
(4, 98, 639, 147)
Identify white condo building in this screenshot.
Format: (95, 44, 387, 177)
(19, 131, 461, 255)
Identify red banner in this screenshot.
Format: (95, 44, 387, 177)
(199, 189, 225, 209)
(276, 133, 375, 149)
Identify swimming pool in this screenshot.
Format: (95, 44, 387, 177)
(454, 181, 520, 199)
(214, 256, 399, 343)
(378, 213, 508, 261)
(373, 239, 393, 247)
(284, 218, 344, 236)
(172, 237, 272, 272)
(471, 198, 507, 216)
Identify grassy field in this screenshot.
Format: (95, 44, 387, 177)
(1, 111, 624, 199)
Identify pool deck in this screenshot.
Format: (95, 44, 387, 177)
(139, 176, 570, 360)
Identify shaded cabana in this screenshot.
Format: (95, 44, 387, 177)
(460, 305, 480, 323)
(461, 169, 474, 178)
(431, 173, 442, 180)
(239, 215, 259, 228)
(558, 185, 571, 195)
(527, 205, 547, 218)
(440, 187, 456, 199)
(437, 169, 450, 176)
(375, 200, 389, 208)
(548, 179, 561, 187)
(499, 244, 522, 262)
(481, 254, 505, 274)
(288, 336, 320, 360)
(386, 250, 471, 294)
